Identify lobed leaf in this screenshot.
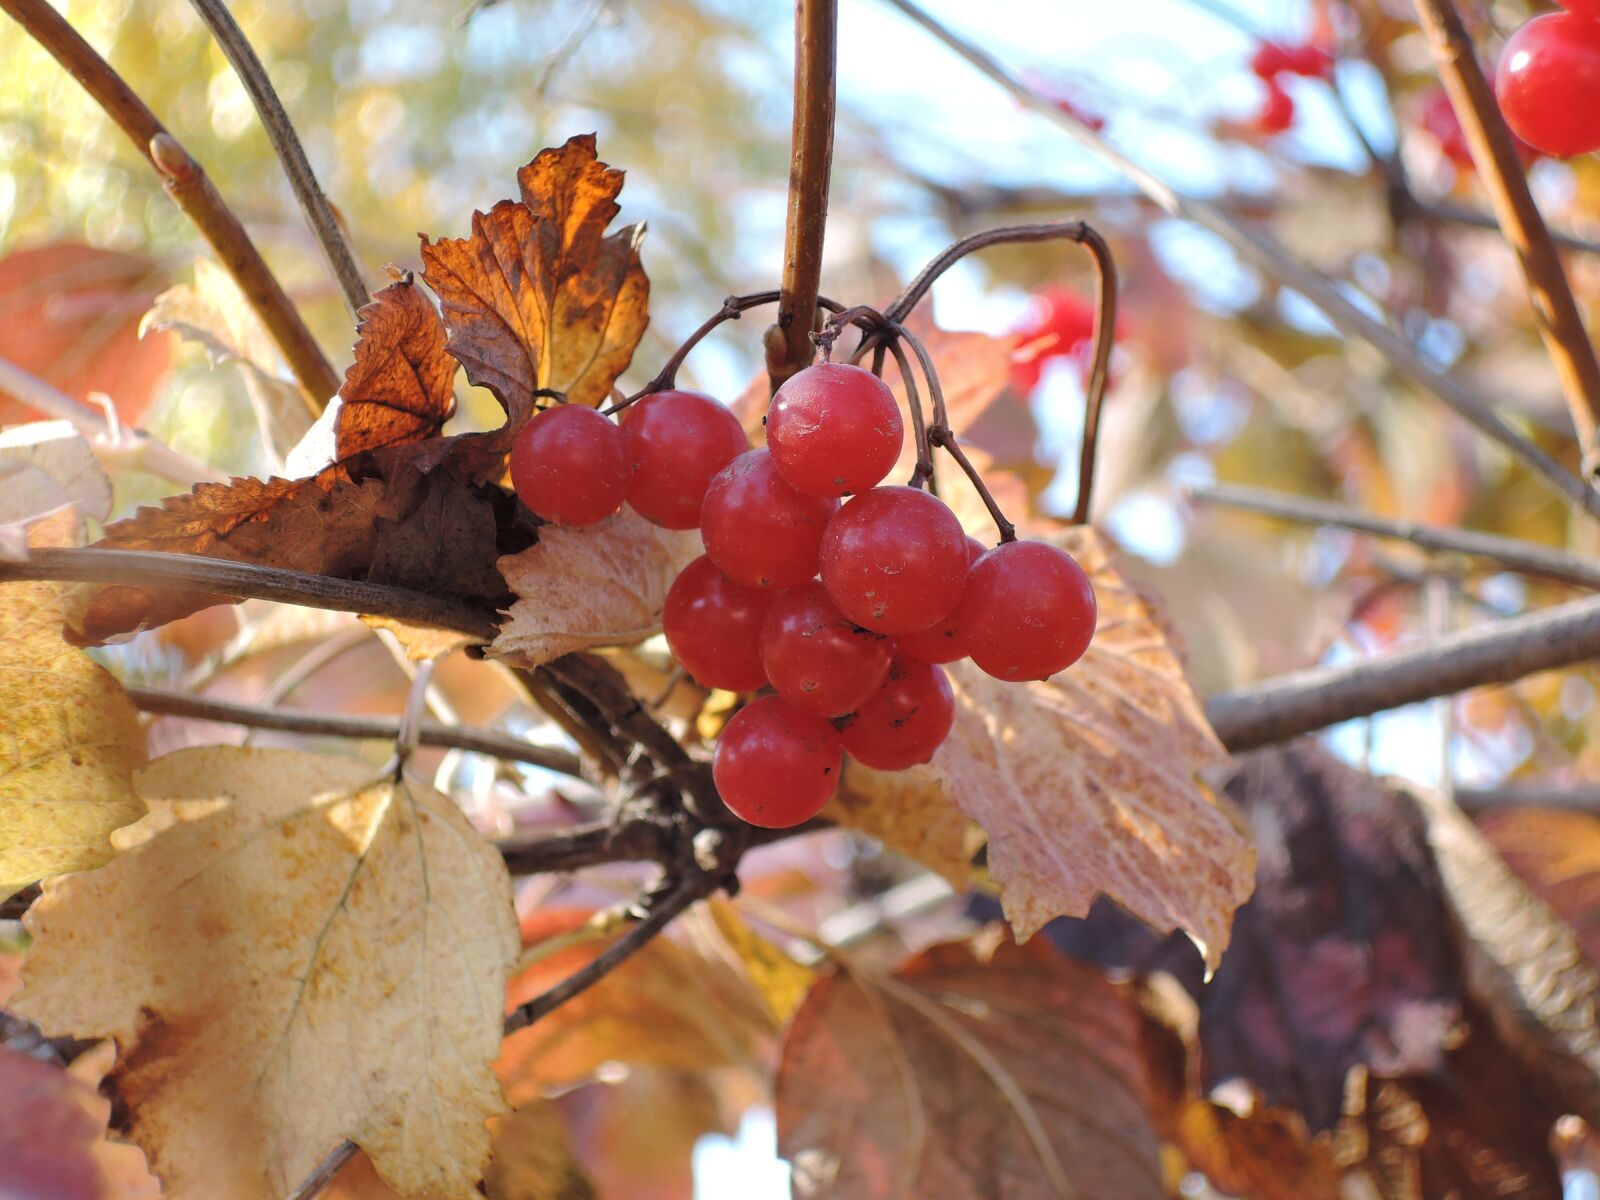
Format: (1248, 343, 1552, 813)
(13, 747, 519, 1200)
(335, 276, 458, 460)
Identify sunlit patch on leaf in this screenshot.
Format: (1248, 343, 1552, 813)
(335, 275, 457, 461)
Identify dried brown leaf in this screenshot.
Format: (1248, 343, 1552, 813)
(1478, 807, 1600, 970)
(335, 276, 457, 460)
(13, 747, 519, 1200)
(825, 761, 982, 889)
(490, 507, 699, 668)
(420, 135, 648, 418)
(776, 933, 1165, 1200)
(0, 421, 112, 558)
(931, 527, 1253, 967)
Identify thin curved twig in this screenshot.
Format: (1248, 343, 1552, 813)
(124, 684, 586, 778)
(0, 0, 337, 410)
(878, 0, 1600, 523)
(1, 548, 500, 642)
(188, 0, 369, 316)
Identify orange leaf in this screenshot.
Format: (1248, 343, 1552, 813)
(775, 933, 1164, 1200)
(930, 527, 1253, 968)
(420, 135, 648, 419)
(1478, 806, 1600, 970)
(335, 275, 457, 460)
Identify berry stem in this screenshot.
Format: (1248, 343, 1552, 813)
(897, 323, 1015, 542)
(1411, 0, 1600, 476)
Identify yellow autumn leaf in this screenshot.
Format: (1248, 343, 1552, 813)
(703, 897, 818, 1027)
(825, 760, 983, 890)
(930, 527, 1254, 970)
(490, 506, 700, 668)
(13, 747, 519, 1200)
(0, 579, 145, 898)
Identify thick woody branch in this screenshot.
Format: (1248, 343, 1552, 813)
(188, 0, 369, 316)
(1412, 0, 1600, 472)
(1206, 591, 1600, 752)
(767, 0, 838, 393)
(0, 547, 499, 642)
(0, 0, 338, 411)
(1189, 483, 1600, 588)
(877, 0, 1600, 522)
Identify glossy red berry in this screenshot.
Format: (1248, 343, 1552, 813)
(1558, 0, 1600, 20)
(840, 656, 955, 771)
(663, 556, 775, 692)
(714, 696, 842, 828)
(959, 541, 1097, 682)
(700, 449, 839, 589)
(509, 405, 629, 527)
(621, 390, 748, 530)
(898, 536, 986, 664)
(1420, 82, 1539, 169)
(760, 580, 893, 717)
(819, 486, 968, 635)
(1496, 13, 1600, 157)
(767, 362, 904, 497)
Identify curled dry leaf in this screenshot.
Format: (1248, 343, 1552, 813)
(490, 506, 699, 668)
(496, 907, 771, 1106)
(420, 134, 648, 419)
(931, 527, 1253, 968)
(335, 276, 457, 461)
(0, 420, 113, 559)
(0, 576, 145, 897)
(13, 747, 519, 1200)
(776, 933, 1165, 1200)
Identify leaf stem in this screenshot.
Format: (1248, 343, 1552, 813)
(1189, 483, 1600, 589)
(876, 0, 1600, 523)
(188, 0, 370, 316)
(0, 0, 338, 411)
(767, 0, 838, 394)
(1411, 0, 1600, 475)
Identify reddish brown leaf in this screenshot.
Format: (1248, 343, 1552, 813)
(420, 135, 648, 419)
(0, 243, 172, 425)
(335, 275, 457, 460)
(775, 933, 1165, 1200)
(930, 527, 1253, 968)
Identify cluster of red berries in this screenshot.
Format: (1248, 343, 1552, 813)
(1496, 0, 1600, 158)
(1247, 38, 1332, 136)
(508, 361, 1098, 831)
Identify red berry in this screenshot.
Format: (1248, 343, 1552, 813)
(509, 405, 629, 527)
(819, 486, 968, 635)
(1252, 82, 1296, 135)
(621, 390, 748, 530)
(663, 556, 775, 692)
(1496, 13, 1600, 157)
(1284, 43, 1333, 77)
(767, 362, 904, 497)
(701, 449, 839, 589)
(959, 541, 1097, 682)
(1420, 82, 1540, 169)
(1558, 0, 1600, 22)
(714, 696, 842, 828)
(760, 580, 893, 717)
(840, 656, 955, 771)
(898, 536, 986, 664)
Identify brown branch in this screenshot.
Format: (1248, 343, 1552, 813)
(188, 0, 369, 316)
(1189, 483, 1600, 588)
(502, 873, 712, 1034)
(1456, 785, 1600, 811)
(876, 0, 1600, 523)
(0, 0, 338, 412)
(0, 547, 500, 642)
(767, 0, 838, 394)
(124, 685, 586, 778)
(1205, 591, 1600, 752)
(1412, 0, 1600, 472)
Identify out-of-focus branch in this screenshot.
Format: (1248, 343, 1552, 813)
(188, 0, 369, 316)
(1412, 0, 1600, 473)
(877, 0, 1600, 522)
(0, 0, 338, 411)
